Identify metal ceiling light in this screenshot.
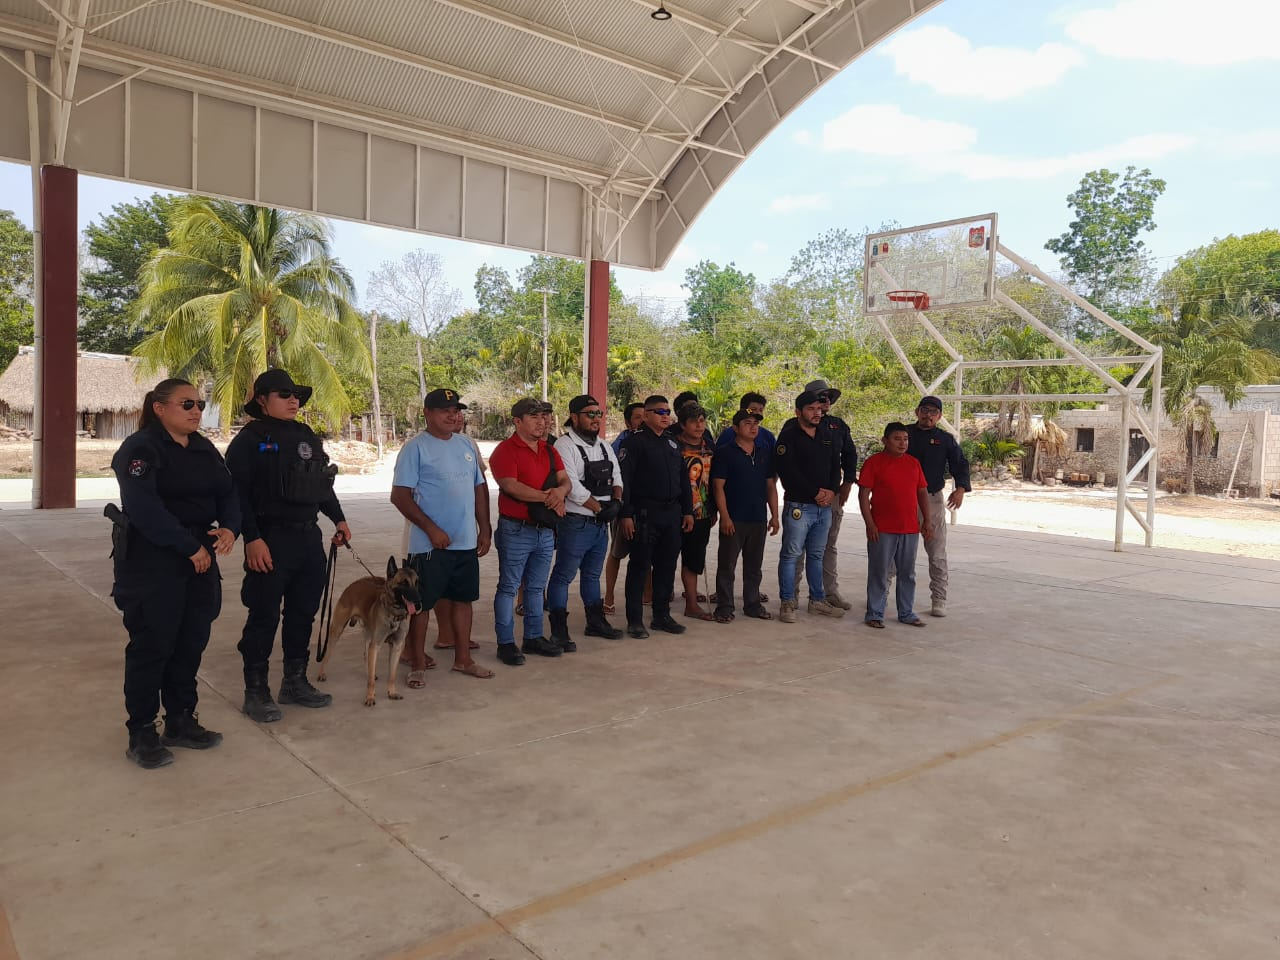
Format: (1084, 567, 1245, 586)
(651, 4, 673, 20)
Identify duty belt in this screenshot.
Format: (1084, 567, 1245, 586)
(259, 518, 319, 531)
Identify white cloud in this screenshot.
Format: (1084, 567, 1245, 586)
(792, 129, 815, 147)
(768, 193, 830, 214)
(1066, 0, 1280, 66)
(823, 104, 977, 155)
(821, 104, 1194, 181)
(880, 25, 1084, 100)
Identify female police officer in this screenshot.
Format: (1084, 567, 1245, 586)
(225, 369, 351, 722)
(111, 378, 240, 769)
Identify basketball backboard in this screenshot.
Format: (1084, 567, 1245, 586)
(864, 213, 997, 315)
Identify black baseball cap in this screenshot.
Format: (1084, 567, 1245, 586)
(244, 369, 312, 417)
(733, 409, 763, 426)
(795, 389, 823, 409)
(917, 395, 944, 411)
(511, 397, 542, 418)
(537, 400, 554, 415)
(424, 388, 467, 410)
(568, 394, 601, 414)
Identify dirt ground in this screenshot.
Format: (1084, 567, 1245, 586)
(0, 437, 382, 477)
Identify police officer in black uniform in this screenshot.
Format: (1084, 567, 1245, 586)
(618, 394, 694, 638)
(225, 370, 351, 722)
(110, 378, 240, 769)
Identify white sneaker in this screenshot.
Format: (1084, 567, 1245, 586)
(779, 599, 798, 623)
(930, 600, 947, 618)
(826, 590, 854, 611)
(808, 598, 846, 619)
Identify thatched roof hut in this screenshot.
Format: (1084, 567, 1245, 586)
(0, 347, 162, 439)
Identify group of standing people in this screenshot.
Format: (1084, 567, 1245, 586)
(109, 366, 970, 769)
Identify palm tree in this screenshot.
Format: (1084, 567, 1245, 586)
(134, 199, 370, 428)
(981, 325, 1065, 441)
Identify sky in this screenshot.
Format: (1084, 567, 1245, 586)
(1, 0, 1277, 315)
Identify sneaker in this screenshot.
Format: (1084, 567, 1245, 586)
(826, 590, 853, 611)
(521, 635, 563, 657)
(779, 599, 797, 623)
(497, 643, 526, 666)
(808, 598, 846, 619)
(126, 724, 174, 769)
(930, 600, 947, 618)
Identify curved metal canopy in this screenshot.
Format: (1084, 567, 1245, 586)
(0, 0, 940, 268)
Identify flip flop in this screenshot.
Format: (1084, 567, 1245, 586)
(744, 607, 772, 620)
(434, 639, 480, 650)
(603, 600, 616, 614)
(901, 618, 927, 628)
(684, 610, 715, 621)
(406, 670, 428, 689)
(865, 620, 885, 629)
(713, 610, 735, 623)
(451, 662, 494, 679)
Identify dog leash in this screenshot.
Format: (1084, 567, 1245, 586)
(314, 535, 383, 662)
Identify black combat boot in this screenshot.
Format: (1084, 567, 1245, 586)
(650, 612, 687, 634)
(161, 710, 223, 749)
(583, 602, 623, 639)
(242, 662, 283, 723)
(548, 609, 577, 652)
(126, 724, 174, 769)
(278, 657, 333, 708)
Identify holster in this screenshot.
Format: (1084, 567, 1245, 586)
(104, 502, 130, 561)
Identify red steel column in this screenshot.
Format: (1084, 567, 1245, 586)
(36, 165, 78, 509)
(587, 258, 610, 403)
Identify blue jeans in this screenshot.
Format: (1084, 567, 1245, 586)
(494, 517, 555, 644)
(778, 501, 832, 602)
(866, 532, 920, 623)
(547, 514, 609, 609)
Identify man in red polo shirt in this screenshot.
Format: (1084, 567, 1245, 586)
(489, 397, 572, 665)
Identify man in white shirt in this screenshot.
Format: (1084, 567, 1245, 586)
(547, 394, 625, 648)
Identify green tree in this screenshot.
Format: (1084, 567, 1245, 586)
(1045, 166, 1166, 309)
(134, 199, 370, 428)
(783, 227, 867, 329)
(682, 259, 756, 337)
(1157, 230, 1280, 351)
(78, 193, 182, 353)
(0, 210, 34, 371)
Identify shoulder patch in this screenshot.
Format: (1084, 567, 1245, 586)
(667, 438, 678, 451)
(776, 443, 786, 455)
(618, 447, 627, 462)
(128, 458, 148, 477)
(297, 441, 313, 460)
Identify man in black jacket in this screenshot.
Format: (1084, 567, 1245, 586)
(773, 390, 846, 623)
(905, 396, 971, 617)
(225, 370, 351, 722)
(795, 378, 858, 609)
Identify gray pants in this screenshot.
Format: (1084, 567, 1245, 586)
(794, 502, 844, 598)
(714, 521, 767, 615)
(888, 491, 949, 603)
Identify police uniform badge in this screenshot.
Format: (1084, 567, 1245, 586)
(464, 452, 474, 462)
(297, 441, 313, 461)
(667, 438, 678, 451)
(128, 459, 148, 477)
(791, 507, 802, 519)
(776, 444, 786, 455)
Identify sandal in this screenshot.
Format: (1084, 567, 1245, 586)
(406, 670, 428, 689)
(684, 609, 715, 621)
(744, 607, 772, 620)
(713, 609, 735, 623)
(603, 600, 616, 614)
(451, 662, 494, 679)
(901, 618, 927, 628)
(865, 620, 885, 629)
(434, 639, 480, 650)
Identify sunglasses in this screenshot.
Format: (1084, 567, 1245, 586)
(646, 407, 671, 416)
(273, 390, 298, 400)
(578, 410, 604, 418)
(170, 399, 207, 411)
(815, 394, 831, 403)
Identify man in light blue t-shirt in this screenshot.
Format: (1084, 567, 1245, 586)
(391, 389, 492, 681)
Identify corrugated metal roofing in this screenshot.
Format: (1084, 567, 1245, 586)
(0, 0, 942, 268)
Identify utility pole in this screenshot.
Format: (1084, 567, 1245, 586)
(369, 311, 384, 460)
(534, 287, 552, 401)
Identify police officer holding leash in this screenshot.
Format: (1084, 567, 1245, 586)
(225, 370, 352, 722)
(110, 378, 240, 769)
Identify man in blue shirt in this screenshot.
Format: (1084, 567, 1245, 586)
(391, 389, 493, 681)
(715, 392, 776, 453)
(710, 409, 779, 622)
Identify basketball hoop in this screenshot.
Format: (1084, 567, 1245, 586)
(886, 290, 930, 311)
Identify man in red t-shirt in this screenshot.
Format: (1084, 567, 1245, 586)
(857, 421, 933, 628)
(489, 398, 571, 665)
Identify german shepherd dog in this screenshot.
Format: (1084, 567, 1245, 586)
(317, 557, 423, 706)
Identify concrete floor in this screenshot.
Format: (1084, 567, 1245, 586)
(1, 495, 1277, 960)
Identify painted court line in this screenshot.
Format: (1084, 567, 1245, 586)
(384, 676, 1177, 960)
(0, 905, 19, 960)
